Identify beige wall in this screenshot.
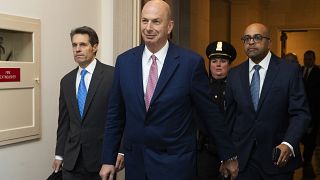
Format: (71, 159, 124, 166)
(286, 30, 320, 65)
(230, 0, 320, 66)
(189, 0, 320, 67)
(0, 0, 114, 179)
(210, 0, 230, 42)
(190, 0, 210, 68)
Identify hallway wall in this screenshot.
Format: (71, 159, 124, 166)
(0, 0, 114, 179)
(230, 0, 320, 66)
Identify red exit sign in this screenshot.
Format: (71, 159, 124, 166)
(0, 68, 20, 82)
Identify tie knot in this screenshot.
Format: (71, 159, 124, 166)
(151, 55, 157, 62)
(81, 69, 88, 77)
(253, 65, 261, 71)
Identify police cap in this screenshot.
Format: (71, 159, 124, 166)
(206, 41, 237, 63)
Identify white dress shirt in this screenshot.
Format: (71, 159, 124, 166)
(142, 41, 169, 94)
(76, 59, 96, 95)
(248, 51, 271, 97)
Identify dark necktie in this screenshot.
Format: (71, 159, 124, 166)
(250, 65, 261, 111)
(78, 69, 88, 118)
(145, 55, 158, 111)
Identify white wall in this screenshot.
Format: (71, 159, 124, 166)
(0, 0, 114, 179)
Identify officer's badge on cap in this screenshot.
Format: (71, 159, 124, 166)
(206, 41, 237, 63)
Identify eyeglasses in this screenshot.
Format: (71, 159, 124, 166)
(241, 34, 270, 44)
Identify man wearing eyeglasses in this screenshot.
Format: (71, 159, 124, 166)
(224, 23, 310, 180)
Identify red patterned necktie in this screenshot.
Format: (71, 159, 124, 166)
(145, 55, 158, 110)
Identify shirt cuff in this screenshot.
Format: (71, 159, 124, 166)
(281, 142, 295, 157)
(55, 155, 63, 160)
(118, 153, 124, 156)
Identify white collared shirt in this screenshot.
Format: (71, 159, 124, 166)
(75, 58, 97, 95)
(142, 41, 169, 94)
(249, 51, 271, 97)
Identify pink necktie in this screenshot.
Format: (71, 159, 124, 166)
(145, 55, 158, 110)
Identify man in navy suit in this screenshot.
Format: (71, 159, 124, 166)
(224, 23, 310, 180)
(99, 1, 239, 180)
(52, 26, 124, 180)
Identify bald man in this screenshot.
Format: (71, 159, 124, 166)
(224, 23, 310, 180)
(100, 0, 238, 180)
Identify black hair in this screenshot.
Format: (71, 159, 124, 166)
(70, 26, 99, 47)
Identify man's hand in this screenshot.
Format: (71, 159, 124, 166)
(275, 144, 292, 167)
(115, 154, 125, 172)
(52, 159, 62, 173)
(100, 164, 116, 180)
(220, 159, 239, 180)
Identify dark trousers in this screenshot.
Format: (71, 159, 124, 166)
(62, 169, 101, 180)
(197, 148, 222, 180)
(301, 129, 318, 165)
(62, 149, 108, 180)
(238, 146, 293, 180)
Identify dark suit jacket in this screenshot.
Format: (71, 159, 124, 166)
(225, 54, 310, 174)
(102, 42, 236, 180)
(302, 65, 320, 130)
(55, 60, 114, 172)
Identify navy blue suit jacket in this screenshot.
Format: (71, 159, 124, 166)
(102, 42, 236, 180)
(225, 54, 310, 174)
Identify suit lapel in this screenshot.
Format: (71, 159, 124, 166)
(82, 60, 104, 120)
(67, 68, 81, 120)
(132, 45, 146, 108)
(257, 55, 280, 111)
(240, 61, 255, 111)
(150, 43, 180, 105)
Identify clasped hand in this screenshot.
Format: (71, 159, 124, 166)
(219, 159, 239, 179)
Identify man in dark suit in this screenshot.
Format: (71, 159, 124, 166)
(301, 50, 320, 178)
(99, 1, 239, 180)
(51, 26, 123, 180)
(224, 23, 310, 180)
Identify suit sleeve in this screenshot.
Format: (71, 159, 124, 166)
(190, 56, 237, 161)
(55, 81, 70, 157)
(285, 64, 311, 149)
(102, 57, 126, 165)
(225, 69, 237, 135)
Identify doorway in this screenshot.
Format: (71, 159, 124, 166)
(280, 29, 320, 66)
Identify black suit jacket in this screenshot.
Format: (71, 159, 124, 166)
(55, 60, 114, 172)
(225, 54, 310, 174)
(302, 65, 320, 129)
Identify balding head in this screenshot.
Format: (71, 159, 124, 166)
(143, 0, 172, 21)
(244, 23, 270, 38)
